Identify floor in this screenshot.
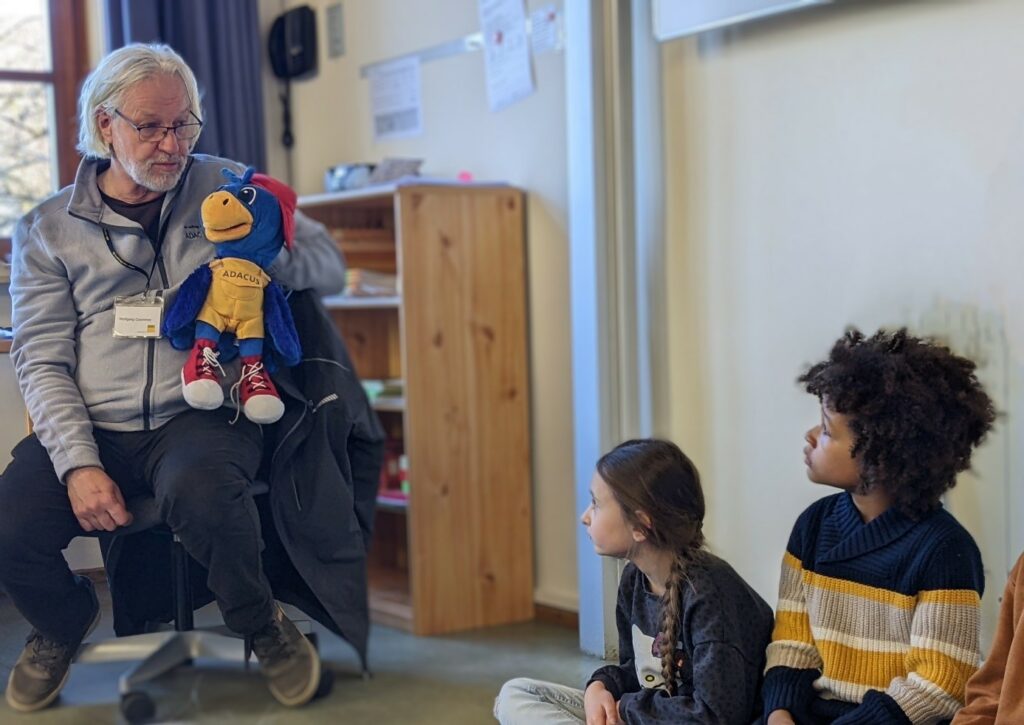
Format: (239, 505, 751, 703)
(0, 583, 600, 724)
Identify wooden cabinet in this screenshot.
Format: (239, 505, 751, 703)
(299, 183, 534, 635)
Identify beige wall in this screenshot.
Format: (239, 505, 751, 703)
(662, 0, 1024, 648)
(261, 0, 577, 610)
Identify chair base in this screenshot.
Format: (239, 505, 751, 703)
(74, 623, 324, 722)
(75, 629, 248, 723)
(77, 629, 250, 694)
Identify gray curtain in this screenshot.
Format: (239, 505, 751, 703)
(106, 0, 267, 171)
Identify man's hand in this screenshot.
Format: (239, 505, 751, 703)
(584, 681, 621, 725)
(767, 710, 797, 725)
(66, 466, 133, 532)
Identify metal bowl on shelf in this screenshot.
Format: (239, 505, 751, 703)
(324, 163, 375, 193)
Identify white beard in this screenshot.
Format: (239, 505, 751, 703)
(116, 151, 187, 193)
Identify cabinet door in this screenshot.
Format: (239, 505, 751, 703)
(398, 187, 533, 634)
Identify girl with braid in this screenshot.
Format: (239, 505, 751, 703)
(495, 439, 774, 724)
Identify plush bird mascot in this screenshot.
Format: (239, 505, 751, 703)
(163, 167, 301, 424)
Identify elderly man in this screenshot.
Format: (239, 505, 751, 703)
(0, 44, 344, 711)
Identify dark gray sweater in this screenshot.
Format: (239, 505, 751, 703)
(588, 553, 774, 724)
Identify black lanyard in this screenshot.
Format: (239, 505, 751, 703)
(103, 227, 164, 291)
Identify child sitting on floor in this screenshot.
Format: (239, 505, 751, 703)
(496, 438, 774, 724)
(764, 328, 995, 724)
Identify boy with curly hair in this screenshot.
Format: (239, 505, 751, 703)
(763, 328, 996, 725)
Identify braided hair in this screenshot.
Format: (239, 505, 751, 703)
(597, 439, 705, 695)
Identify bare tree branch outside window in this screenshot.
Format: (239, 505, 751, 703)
(1, 8, 57, 239)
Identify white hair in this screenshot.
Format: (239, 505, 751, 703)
(76, 43, 203, 159)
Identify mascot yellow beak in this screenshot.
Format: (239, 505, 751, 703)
(201, 191, 253, 242)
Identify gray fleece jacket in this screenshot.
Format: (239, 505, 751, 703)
(10, 154, 346, 480)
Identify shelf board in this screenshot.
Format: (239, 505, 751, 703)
(372, 396, 405, 413)
(323, 294, 401, 310)
(376, 495, 409, 514)
(299, 180, 511, 209)
(299, 184, 398, 208)
(368, 562, 413, 631)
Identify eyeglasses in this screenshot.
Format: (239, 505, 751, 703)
(114, 109, 203, 143)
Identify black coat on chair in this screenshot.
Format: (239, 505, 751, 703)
(100, 290, 384, 670)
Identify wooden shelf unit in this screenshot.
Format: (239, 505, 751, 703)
(300, 183, 534, 636)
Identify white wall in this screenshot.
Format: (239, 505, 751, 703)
(261, 0, 578, 610)
(662, 0, 1024, 649)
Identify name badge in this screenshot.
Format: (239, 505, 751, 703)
(113, 291, 164, 338)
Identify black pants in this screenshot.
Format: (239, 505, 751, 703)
(0, 409, 274, 643)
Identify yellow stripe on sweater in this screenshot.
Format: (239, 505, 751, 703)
(802, 569, 916, 610)
(773, 609, 815, 646)
(814, 639, 975, 694)
(817, 639, 906, 689)
(905, 647, 978, 698)
(918, 589, 981, 607)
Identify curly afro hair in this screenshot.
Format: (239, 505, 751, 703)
(799, 328, 996, 520)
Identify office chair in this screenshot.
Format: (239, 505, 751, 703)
(73, 482, 327, 723)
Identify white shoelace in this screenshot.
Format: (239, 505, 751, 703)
(197, 345, 225, 379)
(229, 361, 269, 424)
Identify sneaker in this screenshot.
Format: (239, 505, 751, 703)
(250, 604, 321, 707)
(182, 339, 225, 410)
(237, 356, 284, 424)
(5, 585, 100, 713)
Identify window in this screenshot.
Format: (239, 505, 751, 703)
(0, 0, 88, 247)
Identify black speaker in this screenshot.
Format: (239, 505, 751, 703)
(268, 5, 318, 80)
(267, 6, 318, 149)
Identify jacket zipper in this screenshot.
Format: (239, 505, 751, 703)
(301, 357, 350, 372)
(271, 374, 341, 511)
(137, 159, 191, 423)
(272, 404, 309, 511)
(312, 393, 338, 411)
(141, 196, 178, 430)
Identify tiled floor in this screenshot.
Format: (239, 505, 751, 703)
(0, 584, 600, 724)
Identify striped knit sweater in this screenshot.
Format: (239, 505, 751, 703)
(763, 492, 984, 724)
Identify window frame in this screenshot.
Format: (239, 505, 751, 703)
(0, 0, 89, 252)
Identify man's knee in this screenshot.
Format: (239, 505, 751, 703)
(0, 486, 61, 576)
(156, 464, 255, 530)
(0, 514, 25, 574)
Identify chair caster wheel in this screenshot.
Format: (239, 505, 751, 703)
(121, 690, 155, 723)
(315, 668, 334, 699)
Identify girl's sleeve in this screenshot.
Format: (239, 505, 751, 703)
(587, 576, 641, 698)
